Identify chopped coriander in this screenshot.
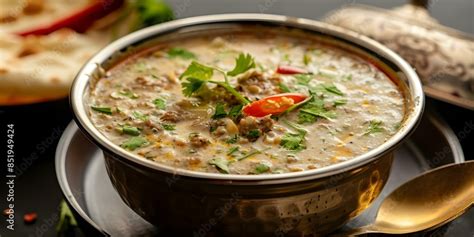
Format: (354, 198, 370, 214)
(278, 82, 291, 93)
(179, 61, 214, 80)
(182, 77, 206, 96)
(323, 84, 344, 96)
(227, 53, 256, 76)
(297, 97, 336, 123)
(162, 123, 176, 131)
(208, 158, 230, 174)
(226, 134, 239, 144)
(153, 98, 166, 109)
(365, 120, 384, 135)
(121, 137, 149, 150)
(180, 54, 252, 104)
(255, 163, 270, 174)
(247, 129, 261, 139)
(91, 106, 112, 115)
(167, 47, 196, 59)
(295, 74, 313, 86)
(119, 126, 141, 136)
(212, 103, 227, 119)
(280, 132, 306, 151)
(228, 104, 243, 120)
(237, 148, 268, 161)
(227, 146, 239, 156)
(334, 99, 347, 106)
(132, 111, 148, 121)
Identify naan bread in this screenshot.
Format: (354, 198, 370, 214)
(0, 29, 110, 102)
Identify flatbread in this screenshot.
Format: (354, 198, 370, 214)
(0, 29, 110, 101)
(0, 0, 119, 105)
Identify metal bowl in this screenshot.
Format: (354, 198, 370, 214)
(70, 14, 424, 236)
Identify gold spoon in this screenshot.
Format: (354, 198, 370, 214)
(335, 160, 474, 236)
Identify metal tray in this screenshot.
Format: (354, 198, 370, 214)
(55, 113, 469, 236)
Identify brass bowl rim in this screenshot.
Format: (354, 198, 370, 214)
(70, 14, 425, 184)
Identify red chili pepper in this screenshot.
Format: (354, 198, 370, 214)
(23, 212, 37, 224)
(276, 65, 308, 75)
(17, 0, 124, 36)
(243, 93, 308, 117)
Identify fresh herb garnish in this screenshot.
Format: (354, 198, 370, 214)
(295, 74, 313, 86)
(227, 53, 256, 76)
(153, 98, 166, 109)
(121, 137, 149, 150)
(132, 111, 148, 121)
(278, 82, 291, 93)
(180, 53, 254, 105)
(237, 148, 268, 161)
(280, 119, 307, 151)
(161, 123, 176, 131)
(255, 163, 270, 174)
(167, 47, 196, 59)
(323, 84, 344, 96)
(91, 106, 112, 115)
(342, 74, 353, 81)
(208, 158, 230, 174)
(118, 126, 141, 136)
(365, 120, 384, 135)
(247, 129, 261, 139)
(212, 103, 227, 119)
(227, 146, 239, 156)
(228, 104, 243, 120)
(333, 99, 347, 106)
(56, 200, 78, 235)
(298, 97, 336, 123)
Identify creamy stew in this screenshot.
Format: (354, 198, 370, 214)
(87, 28, 405, 175)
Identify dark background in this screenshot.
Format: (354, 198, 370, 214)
(0, 0, 473, 236)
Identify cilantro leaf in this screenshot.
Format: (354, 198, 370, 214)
(227, 53, 256, 76)
(295, 74, 313, 86)
(91, 106, 112, 115)
(121, 137, 149, 150)
(323, 84, 344, 96)
(280, 132, 306, 151)
(278, 82, 291, 93)
(161, 123, 176, 131)
(255, 163, 270, 174)
(167, 47, 196, 59)
(228, 104, 243, 120)
(153, 98, 166, 109)
(247, 129, 261, 139)
(333, 99, 347, 106)
(365, 120, 383, 135)
(227, 146, 239, 156)
(132, 111, 149, 121)
(208, 158, 230, 174)
(118, 126, 141, 136)
(180, 61, 214, 80)
(212, 103, 227, 119)
(181, 78, 205, 96)
(297, 97, 336, 123)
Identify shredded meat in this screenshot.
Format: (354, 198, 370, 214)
(189, 133, 209, 148)
(238, 115, 274, 142)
